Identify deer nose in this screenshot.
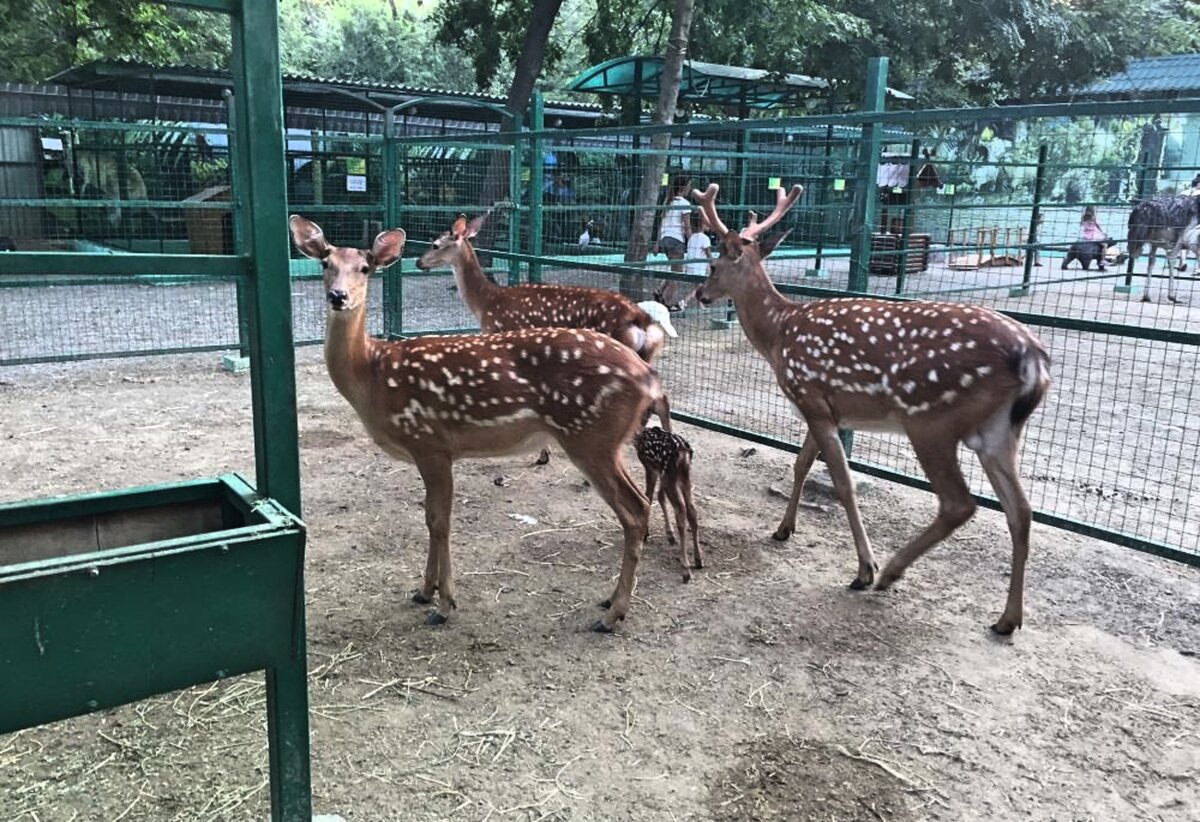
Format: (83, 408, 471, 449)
(694, 286, 712, 306)
(327, 288, 349, 309)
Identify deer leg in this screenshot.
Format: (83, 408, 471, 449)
(662, 477, 691, 581)
(975, 435, 1032, 635)
(682, 466, 702, 569)
(415, 454, 457, 625)
(654, 394, 673, 433)
(642, 465, 661, 541)
(773, 432, 820, 541)
(808, 421, 877, 589)
(876, 434, 976, 592)
(1143, 249, 1157, 302)
(577, 455, 649, 632)
(659, 484, 677, 546)
(411, 547, 438, 605)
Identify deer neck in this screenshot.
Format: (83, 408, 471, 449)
(451, 244, 498, 316)
(728, 264, 795, 358)
(323, 304, 376, 407)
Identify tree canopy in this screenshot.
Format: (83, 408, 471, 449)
(4, 0, 1200, 107)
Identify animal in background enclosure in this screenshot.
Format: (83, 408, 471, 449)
(691, 182, 1051, 635)
(1062, 239, 1117, 271)
(291, 215, 657, 633)
(633, 424, 701, 582)
(416, 214, 675, 465)
(1126, 194, 1200, 303)
(72, 150, 149, 225)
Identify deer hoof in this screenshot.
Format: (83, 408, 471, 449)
(411, 589, 434, 605)
(990, 617, 1021, 636)
(425, 611, 449, 626)
(589, 618, 616, 633)
(534, 449, 551, 466)
(1142, 294, 1153, 303)
(772, 526, 793, 541)
(849, 577, 872, 591)
(681, 568, 692, 583)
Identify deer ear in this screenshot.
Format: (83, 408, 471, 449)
(289, 214, 331, 259)
(758, 229, 791, 260)
(369, 228, 406, 269)
(465, 214, 487, 239)
(451, 215, 468, 238)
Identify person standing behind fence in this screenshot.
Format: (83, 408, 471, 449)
(679, 211, 712, 310)
(655, 174, 692, 310)
(1078, 205, 1114, 270)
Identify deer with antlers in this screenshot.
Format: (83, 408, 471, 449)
(291, 215, 657, 632)
(691, 184, 1051, 634)
(416, 215, 673, 466)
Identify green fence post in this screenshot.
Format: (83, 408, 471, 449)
(223, 89, 251, 364)
(842, 56, 888, 456)
(230, 2, 312, 820)
(811, 123, 834, 278)
(528, 90, 545, 284)
(1013, 143, 1047, 297)
(1119, 148, 1151, 294)
(893, 138, 920, 294)
(848, 57, 888, 294)
(382, 109, 403, 338)
(507, 112, 522, 286)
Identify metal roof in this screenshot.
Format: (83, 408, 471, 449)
(1081, 54, 1200, 97)
(48, 60, 602, 125)
(565, 56, 913, 110)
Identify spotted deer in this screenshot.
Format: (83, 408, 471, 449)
(291, 215, 656, 632)
(633, 425, 701, 581)
(416, 215, 673, 466)
(691, 183, 1051, 634)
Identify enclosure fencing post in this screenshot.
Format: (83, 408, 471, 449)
(1119, 148, 1152, 293)
(508, 110, 523, 285)
(842, 56, 889, 456)
(230, 1, 312, 819)
(223, 89, 250, 363)
(894, 138, 919, 295)
(727, 127, 752, 323)
(382, 109, 404, 338)
(1014, 142, 1047, 297)
(811, 123, 834, 278)
(528, 90, 545, 284)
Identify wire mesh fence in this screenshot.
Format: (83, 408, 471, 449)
(3, 97, 1200, 565)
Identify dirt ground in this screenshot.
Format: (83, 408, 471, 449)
(1, 348, 1199, 822)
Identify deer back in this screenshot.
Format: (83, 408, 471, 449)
(354, 327, 660, 460)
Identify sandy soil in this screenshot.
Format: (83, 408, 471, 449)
(1, 348, 1198, 822)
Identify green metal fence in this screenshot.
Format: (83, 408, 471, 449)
(4, 75, 1200, 570)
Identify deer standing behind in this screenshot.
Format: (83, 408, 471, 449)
(691, 183, 1051, 635)
(416, 215, 674, 460)
(291, 215, 657, 632)
(633, 424, 701, 581)
(1126, 194, 1200, 303)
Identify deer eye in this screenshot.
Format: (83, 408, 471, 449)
(360, 265, 369, 273)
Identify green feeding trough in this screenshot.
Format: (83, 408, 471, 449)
(0, 1, 313, 819)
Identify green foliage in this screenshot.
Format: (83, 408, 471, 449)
(0, 0, 228, 81)
(280, 0, 475, 88)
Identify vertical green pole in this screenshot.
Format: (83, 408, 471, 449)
(894, 138, 920, 295)
(811, 123, 834, 276)
(507, 112, 521, 286)
(382, 109, 403, 338)
(728, 128, 752, 322)
(529, 90, 545, 284)
(842, 56, 888, 457)
(230, 3, 312, 821)
(225, 89, 251, 359)
(1016, 143, 1047, 296)
(847, 57, 887, 294)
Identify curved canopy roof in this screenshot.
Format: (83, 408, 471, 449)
(566, 56, 912, 109)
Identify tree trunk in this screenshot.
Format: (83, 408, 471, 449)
(476, 0, 565, 267)
(621, 0, 695, 299)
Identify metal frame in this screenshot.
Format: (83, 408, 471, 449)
(0, 1, 312, 819)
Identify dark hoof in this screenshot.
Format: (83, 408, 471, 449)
(681, 569, 692, 583)
(1142, 294, 1152, 303)
(772, 527, 793, 542)
(849, 577, 872, 591)
(990, 620, 1020, 636)
(534, 451, 551, 466)
(425, 611, 449, 626)
(411, 590, 433, 605)
(598, 597, 612, 609)
(589, 619, 614, 633)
